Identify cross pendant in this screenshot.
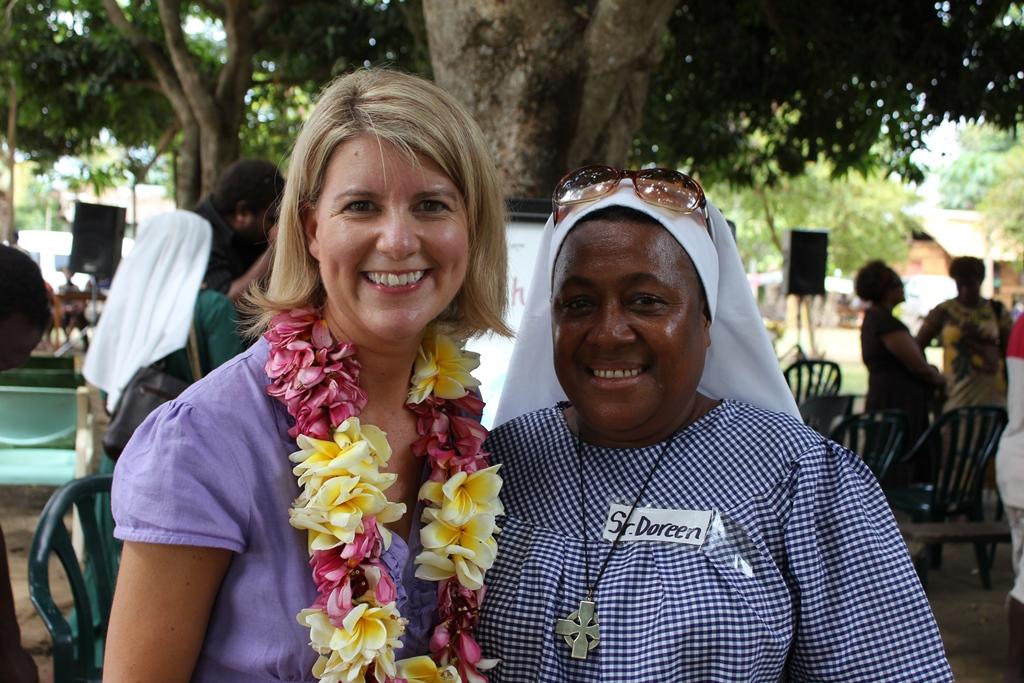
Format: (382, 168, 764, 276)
(554, 598, 600, 659)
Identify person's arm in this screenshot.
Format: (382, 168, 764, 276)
(226, 250, 272, 301)
(785, 443, 952, 681)
(105, 542, 231, 682)
(0, 526, 38, 683)
(915, 306, 945, 350)
(880, 329, 946, 387)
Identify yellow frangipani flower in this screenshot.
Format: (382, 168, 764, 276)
(290, 418, 392, 491)
(407, 330, 481, 404)
(415, 513, 498, 589)
(290, 475, 405, 551)
(397, 655, 462, 683)
(299, 604, 405, 683)
(419, 465, 504, 526)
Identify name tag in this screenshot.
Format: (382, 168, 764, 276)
(602, 503, 713, 546)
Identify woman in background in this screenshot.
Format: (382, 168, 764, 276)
(917, 255, 1012, 411)
(854, 260, 945, 464)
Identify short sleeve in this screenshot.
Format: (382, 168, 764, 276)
(783, 442, 952, 681)
(112, 399, 251, 552)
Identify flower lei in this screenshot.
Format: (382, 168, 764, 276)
(265, 308, 502, 683)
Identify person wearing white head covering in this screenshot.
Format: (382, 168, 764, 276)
(476, 176, 950, 681)
(84, 210, 244, 412)
(495, 178, 797, 425)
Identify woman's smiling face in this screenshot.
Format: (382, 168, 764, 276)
(303, 134, 469, 348)
(552, 211, 711, 447)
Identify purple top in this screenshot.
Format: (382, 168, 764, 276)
(113, 338, 437, 682)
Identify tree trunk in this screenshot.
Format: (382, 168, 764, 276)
(177, 119, 202, 209)
(104, 0, 281, 207)
(424, 0, 678, 199)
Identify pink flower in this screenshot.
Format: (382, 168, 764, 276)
(340, 519, 383, 565)
(264, 308, 320, 346)
(451, 415, 487, 460)
(311, 549, 351, 593)
(369, 561, 398, 604)
(456, 631, 482, 666)
(452, 392, 485, 419)
(323, 580, 355, 626)
(429, 621, 451, 654)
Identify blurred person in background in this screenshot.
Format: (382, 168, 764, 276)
(0, 244, 50, 683)
(854, 260, 945, 474)
(916, 256, 1012, 411)
(83, 210, 244, 416)
(193, 158, 285, 301)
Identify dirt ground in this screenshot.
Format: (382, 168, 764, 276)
(2, 483, 1014, 682)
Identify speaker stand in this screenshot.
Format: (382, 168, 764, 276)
(781, 294, 808, 364)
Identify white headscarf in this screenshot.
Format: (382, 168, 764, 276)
(493, 182, 798, 426)
(83, 210, 213, 411)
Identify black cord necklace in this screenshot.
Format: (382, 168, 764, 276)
(554, 425, 676, 660)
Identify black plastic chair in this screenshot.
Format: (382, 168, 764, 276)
(28, 474, 120, 683)
(829, 410, 908, 483)
(783, 359, 842, 405)
(798, 394, 854, 436)
(886, 405, 1008, 588)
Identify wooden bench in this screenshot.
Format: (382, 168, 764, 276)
(899, 520, 1011, 591)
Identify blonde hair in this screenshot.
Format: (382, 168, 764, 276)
(244, 68, 510, 338)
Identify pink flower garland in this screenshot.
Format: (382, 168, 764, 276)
(265, 308, 494, 683)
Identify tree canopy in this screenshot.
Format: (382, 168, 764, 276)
(638, 0, 1024, 187)
(3, 0, 1022, 239)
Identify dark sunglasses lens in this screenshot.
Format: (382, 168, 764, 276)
(634, 169, 702, 212)
(554, 166, 620, 205)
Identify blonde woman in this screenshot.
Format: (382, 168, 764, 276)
(106, 69, 509, 683)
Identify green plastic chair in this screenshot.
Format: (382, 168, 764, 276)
(0, 385, 79, 485)
(886, 405, 1008, 588)
(29, 474, 120, 683)
(0, 386, 78, 448)
(23, 355, 76, 370)
(0, 367, 81, 388)
(783, 359, 842, 405)
(830, 409, 908, 483)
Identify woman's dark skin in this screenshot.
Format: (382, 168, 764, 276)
(551, 215, 718, 448)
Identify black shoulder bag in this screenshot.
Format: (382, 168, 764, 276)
(102, 325, 202, 459)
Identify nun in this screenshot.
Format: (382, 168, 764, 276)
(475, 166, 951, 682)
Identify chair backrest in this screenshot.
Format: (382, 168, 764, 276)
(0, 367, 81, 388)
(23, 355, 76, 371)
(28, 474, 120, 683)
(784, 359, 842, 404)
(0, 386, 78, 447)
(830, 409, 908, 482)
(906, 405, 1008, 518)
(799, 394, 854, 436)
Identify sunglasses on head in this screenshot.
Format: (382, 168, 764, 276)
(552, 165, 710, 234)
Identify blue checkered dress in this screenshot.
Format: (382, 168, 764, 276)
(477, 400, 951, 682)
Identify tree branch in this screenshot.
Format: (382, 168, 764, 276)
(194, 0, 225, 19)
(101, 0, 192, 122)
(252, 0, 288, 36)
(216, 0, 256, 107)
(156, 0, 220, 126)
(755, 184, 784, 255)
